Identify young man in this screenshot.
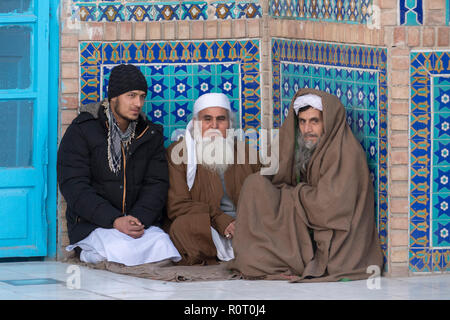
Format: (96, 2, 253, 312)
(58, 64, 180, 266)
(229, 88, 383, 282)
(165, 92, 260, 265)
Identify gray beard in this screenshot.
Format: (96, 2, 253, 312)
(294, 132, 319, 182)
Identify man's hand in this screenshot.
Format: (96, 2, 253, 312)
(224, 221, 235, 239)
(113, 215, 145, 239)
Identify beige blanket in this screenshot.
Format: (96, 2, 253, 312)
(64, 256, 240, 282)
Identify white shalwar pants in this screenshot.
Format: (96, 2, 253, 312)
(210, 227, 234, 261)
(66, 226, 181, 266)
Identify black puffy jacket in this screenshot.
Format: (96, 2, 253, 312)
(57, 101, 169, 244)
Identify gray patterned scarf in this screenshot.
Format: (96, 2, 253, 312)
(104, 101, 137, 175)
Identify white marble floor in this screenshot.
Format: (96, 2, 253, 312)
(0, 261, 449, 300)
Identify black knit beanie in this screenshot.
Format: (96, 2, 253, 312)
(107, 64, 148, 101)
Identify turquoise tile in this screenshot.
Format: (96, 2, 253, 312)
(410, 138, 431, 167)
(73, 3, 98, 22)
(148, 75, 170, 100)
(432, 166, 450, 194)
(193, 74, 217, 96)
(433, 112, 450, 140)
(80, 42, 102, 66)
(432, 219, 450, 247)
(217, 74, 239, 97)
(432, 249, 450, 272)
(121, 42, 147, 64)
(410, 248, 432, 272)
(433, 77, 450, 86)
(434, 86, 450, 112)
(365, 137, 378, 165)
(433, 139, 450, 167)
(432, 193, 450, 220)
(310, 65, 322, 78)
(145, 101, 168, 125)
(310, 78, 323, 91)
(102, 42, 122, 65)
(410, 221, 430, 248)
(366, 84, 378, 110)
(98, 2, 125, 22)
(411, 112, 431, 140)
(169, 101, 192, 125)
(80, 66, 100, 78)
(366, 110, 378, 137)
(192, 63, 215, 75)
(170, 75, 194, 100)
(169, 64, 193, 76)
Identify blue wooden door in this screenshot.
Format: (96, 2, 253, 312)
(0, 0, 50, 257)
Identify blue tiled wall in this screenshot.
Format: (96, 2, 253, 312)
(410, 51, 450, 272)
(79, 40, 261, 146)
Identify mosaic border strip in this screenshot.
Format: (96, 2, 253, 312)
(269, 0, 373, 25)
(79, 39, 261, 145)
(272, 38, 388, 268)
(410, 50, 450, 273)
(71, 1, 262, 22)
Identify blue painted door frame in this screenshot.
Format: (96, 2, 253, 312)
(0, 0, 59, 259)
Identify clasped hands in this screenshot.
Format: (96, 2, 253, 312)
(113, 215, 144, 239)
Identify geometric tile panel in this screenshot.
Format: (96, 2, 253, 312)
(399, 0, 423, 26)
(71, 0, 262, 22)
(272, 39, 388, 270)
(410, 51, 450, 273)
(269, 0, 373, 25)
(80, 40, 261, 147)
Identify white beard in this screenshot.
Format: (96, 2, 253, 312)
(195, 131, 235, 175)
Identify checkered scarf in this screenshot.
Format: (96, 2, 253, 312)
(104, 101, 136, 175)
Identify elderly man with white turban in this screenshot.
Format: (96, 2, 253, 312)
(164, 92, 261, 265)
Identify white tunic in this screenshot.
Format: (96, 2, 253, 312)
(66, 226, 181, 266)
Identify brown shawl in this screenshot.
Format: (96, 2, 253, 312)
(165, 138, 260, 265)
(227, 88, 383, 282)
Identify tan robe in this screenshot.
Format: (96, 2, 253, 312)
(228, 88, 384, 282)
(165, 138, 260, 265)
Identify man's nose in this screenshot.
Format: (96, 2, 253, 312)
(134, 96, 144, 107)
(304, 122, 312, 132)
(211, 119, 218, 129)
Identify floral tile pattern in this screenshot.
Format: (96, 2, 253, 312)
(80, 40, 261, 147)
(410, 50, 450, 272)
(272, 38, 388, 268)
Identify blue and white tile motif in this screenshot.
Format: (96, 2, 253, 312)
(399, 0, 423, 25)
(410, 51, 450, 272)
(272, 39, 388, 269)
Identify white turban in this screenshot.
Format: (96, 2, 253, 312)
(293, 94, 323, 115)
(185, 93, 232, 190)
